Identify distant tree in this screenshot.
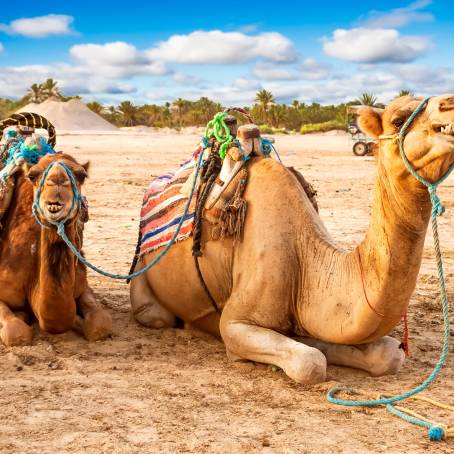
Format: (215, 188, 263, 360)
(41, 78, 62, 99)
(291, 99, 301, 109)
(354, 93, 378, 107)
(118, 101, 139, 126)
(171, 98, 187, 127)
(255, 90, 275, 123)
(25, 83, 44, 103)
(87, 101, 103, 115)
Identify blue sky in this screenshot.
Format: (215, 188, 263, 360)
(0, 0, 452, 105)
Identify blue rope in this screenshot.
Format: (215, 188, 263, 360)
(260, 138, 282, 162)
(327, 97, 453, 441)
(32, 150, 205, 280)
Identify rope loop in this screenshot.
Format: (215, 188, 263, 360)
(205, 112, 232, 159)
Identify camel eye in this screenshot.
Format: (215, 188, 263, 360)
(391, 117, 405, 128)
(27, 169, 41, 183)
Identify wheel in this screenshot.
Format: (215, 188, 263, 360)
(353, 141, 369, 156)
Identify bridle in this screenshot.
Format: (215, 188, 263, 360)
(378, 96, 454, 216)
(32, 161, 82, 232)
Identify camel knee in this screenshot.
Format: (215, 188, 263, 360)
(130, 273, 175, 329)
(0, 318, 33, 346)
(83, 309, 112, 341)
(365, 336, 405, 376)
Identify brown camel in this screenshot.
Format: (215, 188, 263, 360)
(130, 95, 454, 383)
(0, 153, 112, 346)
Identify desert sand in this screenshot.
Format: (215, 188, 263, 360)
(0, 130, 453, 453)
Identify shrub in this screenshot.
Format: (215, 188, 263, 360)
(300, 120, 346, 135)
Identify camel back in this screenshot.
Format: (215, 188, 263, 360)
(0, 112, 56, 147)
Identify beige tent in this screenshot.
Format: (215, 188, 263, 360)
(17, 98, 117, 131)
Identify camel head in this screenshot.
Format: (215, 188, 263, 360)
(27, 153, 89, 224)
(358, 95, 454, 185)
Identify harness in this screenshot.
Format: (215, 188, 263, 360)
(328, 97, 454, 441)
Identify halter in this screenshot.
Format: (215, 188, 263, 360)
(32, 161, 82, 232)
(378, 96, 454, 216)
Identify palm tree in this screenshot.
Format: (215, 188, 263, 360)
(86, 101, 103, 115)
(354, 93, 378, 107)
(171, 98, 187, 127)
(25, 83, 44, 103)
(255, 90, 275, 124)
(118, 101, 139, 126)
(291, 99, 301, 109)
(395, 89, 414, 99)
(41, 78, 62, 99)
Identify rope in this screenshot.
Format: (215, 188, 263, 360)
(327, 96, 454, 441)
(205, 112, 233, 159)
(260, 138, 282, 162)
(32, 150, 205, 280)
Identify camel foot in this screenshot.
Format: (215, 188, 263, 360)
(0, 318, 33, 346)
(298, 335, 405, 377)
(82, 309, 112, 341)
(364, 337, 405, 376)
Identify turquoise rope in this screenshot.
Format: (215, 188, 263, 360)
(32, 150, 205, 280)
(260, 138, 282, 162)
(327, 97, 453, 441)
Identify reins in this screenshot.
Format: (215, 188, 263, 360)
(33, 149, 205, 280)
(327, 96, 454, 441)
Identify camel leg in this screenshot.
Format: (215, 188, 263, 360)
(221, 319, 327, 384)
(298, 336, 405, 377)
(130, 259, 176, 329)
(76, 287, 112, 341)
(0, 302, 33, 346)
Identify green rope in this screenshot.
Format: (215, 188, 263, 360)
(205, 112, 232, 159)
(327, 97, 454, 441)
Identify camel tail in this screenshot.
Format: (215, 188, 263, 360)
(0, 112, 57, 148)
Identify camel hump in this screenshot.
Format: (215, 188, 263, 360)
(287, 166, 318, 212)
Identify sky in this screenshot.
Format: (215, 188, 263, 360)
(0, 0, 452, 106)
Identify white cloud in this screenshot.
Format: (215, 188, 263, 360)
(0, 14, 75, 38)
(70, 42, 170, 78)
(323, 27, 430, 63)
(362, 0, 433, 29)
(147, 30, 296, 64)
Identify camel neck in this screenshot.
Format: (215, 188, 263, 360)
(33, 224, 77, 332)
(298, 151, 432, 343)
(356, 154, 431, 322)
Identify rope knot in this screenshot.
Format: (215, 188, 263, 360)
(428, 187, 445, 217)
(428, 425, 445, 441)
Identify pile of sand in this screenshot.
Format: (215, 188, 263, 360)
(17, 98, 117, 131)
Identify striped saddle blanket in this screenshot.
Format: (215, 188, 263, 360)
(139, 158, 197, 255)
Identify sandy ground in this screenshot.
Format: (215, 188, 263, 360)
(0, 130, 453, 454)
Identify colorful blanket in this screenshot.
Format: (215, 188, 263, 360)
(139, 158, 197, 255)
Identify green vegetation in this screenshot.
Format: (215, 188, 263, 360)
(0, 83, 407, 134)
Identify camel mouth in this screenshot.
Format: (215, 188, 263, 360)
(46, 201, 64, 215)
(432, 121, 454, 137)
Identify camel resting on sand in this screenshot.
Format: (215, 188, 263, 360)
(131, 95, 454, 383)
(0, 153, 112, 346)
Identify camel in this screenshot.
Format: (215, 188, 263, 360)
(0, 153, 112, 346)
(130, 95, 454, 384)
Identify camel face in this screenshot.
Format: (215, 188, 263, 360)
(27, 154, 88, 224)
(359, 95, 454, 184)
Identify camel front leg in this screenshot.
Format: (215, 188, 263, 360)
(298, 336, 405, 377)
(76, 287, 112, 341)
(0, 301, 33, 346)
(221, 319, 327, 384)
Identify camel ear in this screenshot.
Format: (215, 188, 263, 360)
(358, 107, 383, 139)
(81, 161, 90, 173)
(73, 166, 88, 183)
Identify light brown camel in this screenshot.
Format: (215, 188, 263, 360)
(130, 95, 454, 383)
(0, 153, 112, 346)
